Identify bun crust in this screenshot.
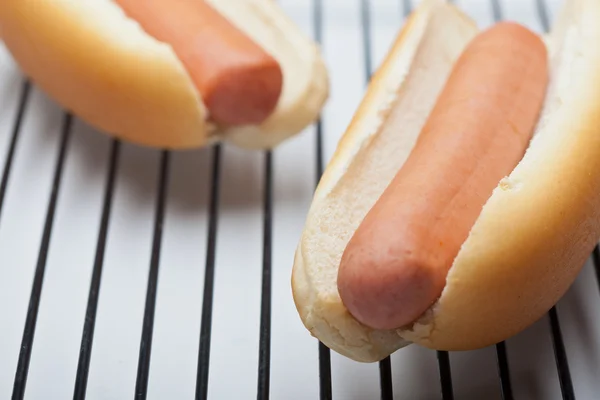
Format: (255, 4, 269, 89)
(0, 0, 329, 150)
(292, 0, 600, 363)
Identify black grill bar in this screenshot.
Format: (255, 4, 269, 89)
(548, 307, 575, 399)
(437, 351, 454, 400)
(592, 246, 600, 293)
(378, 357, 393, 400)
(12, 112, 73, 400)
(134, 150, 171, 400)
(491, 0, 502, 21)
(195, 145, 222, 400)
(257, 150, 273, 400)
(534, 1, 575, 398)
(359, 1, 395, 396)
(313, 0, 324, 189)
(360, 0, 373, 82)
(316, 119, 332, 400)
(313, 0, 333, 398)
(0, 79, 30, 222)
(318, 342, 332, 400)
(73, 139, 121, 400)
(536, 0, 551, 34)
(495, 341, 514, 400)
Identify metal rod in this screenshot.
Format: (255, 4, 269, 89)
(402, 0, 412, 16)
(318, 342, 333, 400)
(134, 150, 171, 400)
(0, 80, 31, 223)
(592, 246, 600, 293)
(12, 113, 73, 400)
(437, 351, 454, 400)
(379, 357, 394, 400)
(257, 151, 273, 400)
(195, 145, 223, 400)
(548, 307, 576, 400)
(495, 342, 514, 400)
(73, 139, 121, 400)
(312, 0, 333, 398)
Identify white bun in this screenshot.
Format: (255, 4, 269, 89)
(292, 0, 600, 363)
(0, 0, 329, 150)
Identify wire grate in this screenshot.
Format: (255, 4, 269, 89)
(196, 145, 222, 400)
(0, 80, 30, 221)
(134, 150, 170, 400)
(13, 113, 73, 400)
(0, 0, 595, 399)
(257, 149, 274, 400)
(73, 139, 121, 399)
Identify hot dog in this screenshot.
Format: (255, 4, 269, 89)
(337, 22, 549, 331)
(0, 0, 328, 149)
(115, 0, 283, 126)
(292, 0, 600, 363)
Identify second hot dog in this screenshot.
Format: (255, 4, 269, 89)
(116, 0, 283, 126)
(337, 21, 549, 331)
(292, 0, 600, 362)
(0, 0, 329, 149)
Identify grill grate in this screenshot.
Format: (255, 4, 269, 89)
(13, 113, 73, 400)
(73, 139, 121, 399)
(196, 145, 222, 400)
(0, 0, 595, 399)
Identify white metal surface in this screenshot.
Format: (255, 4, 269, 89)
(0, 0, 598, 399)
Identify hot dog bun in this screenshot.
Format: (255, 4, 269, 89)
(292, 0, 600, 363)
(0, 0, 329, 150)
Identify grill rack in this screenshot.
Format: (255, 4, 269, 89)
(0, 0, 594, 399)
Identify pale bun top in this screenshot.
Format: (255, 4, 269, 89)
(0, 0, 329, 150)
(292, 0, 600, 363)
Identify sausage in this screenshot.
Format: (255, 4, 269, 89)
(115, 0, 283, 126)
(336, 22, 549, 331)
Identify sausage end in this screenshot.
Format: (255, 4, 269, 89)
(338, 245, 444, 331)
(204, 59, 284, 126)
